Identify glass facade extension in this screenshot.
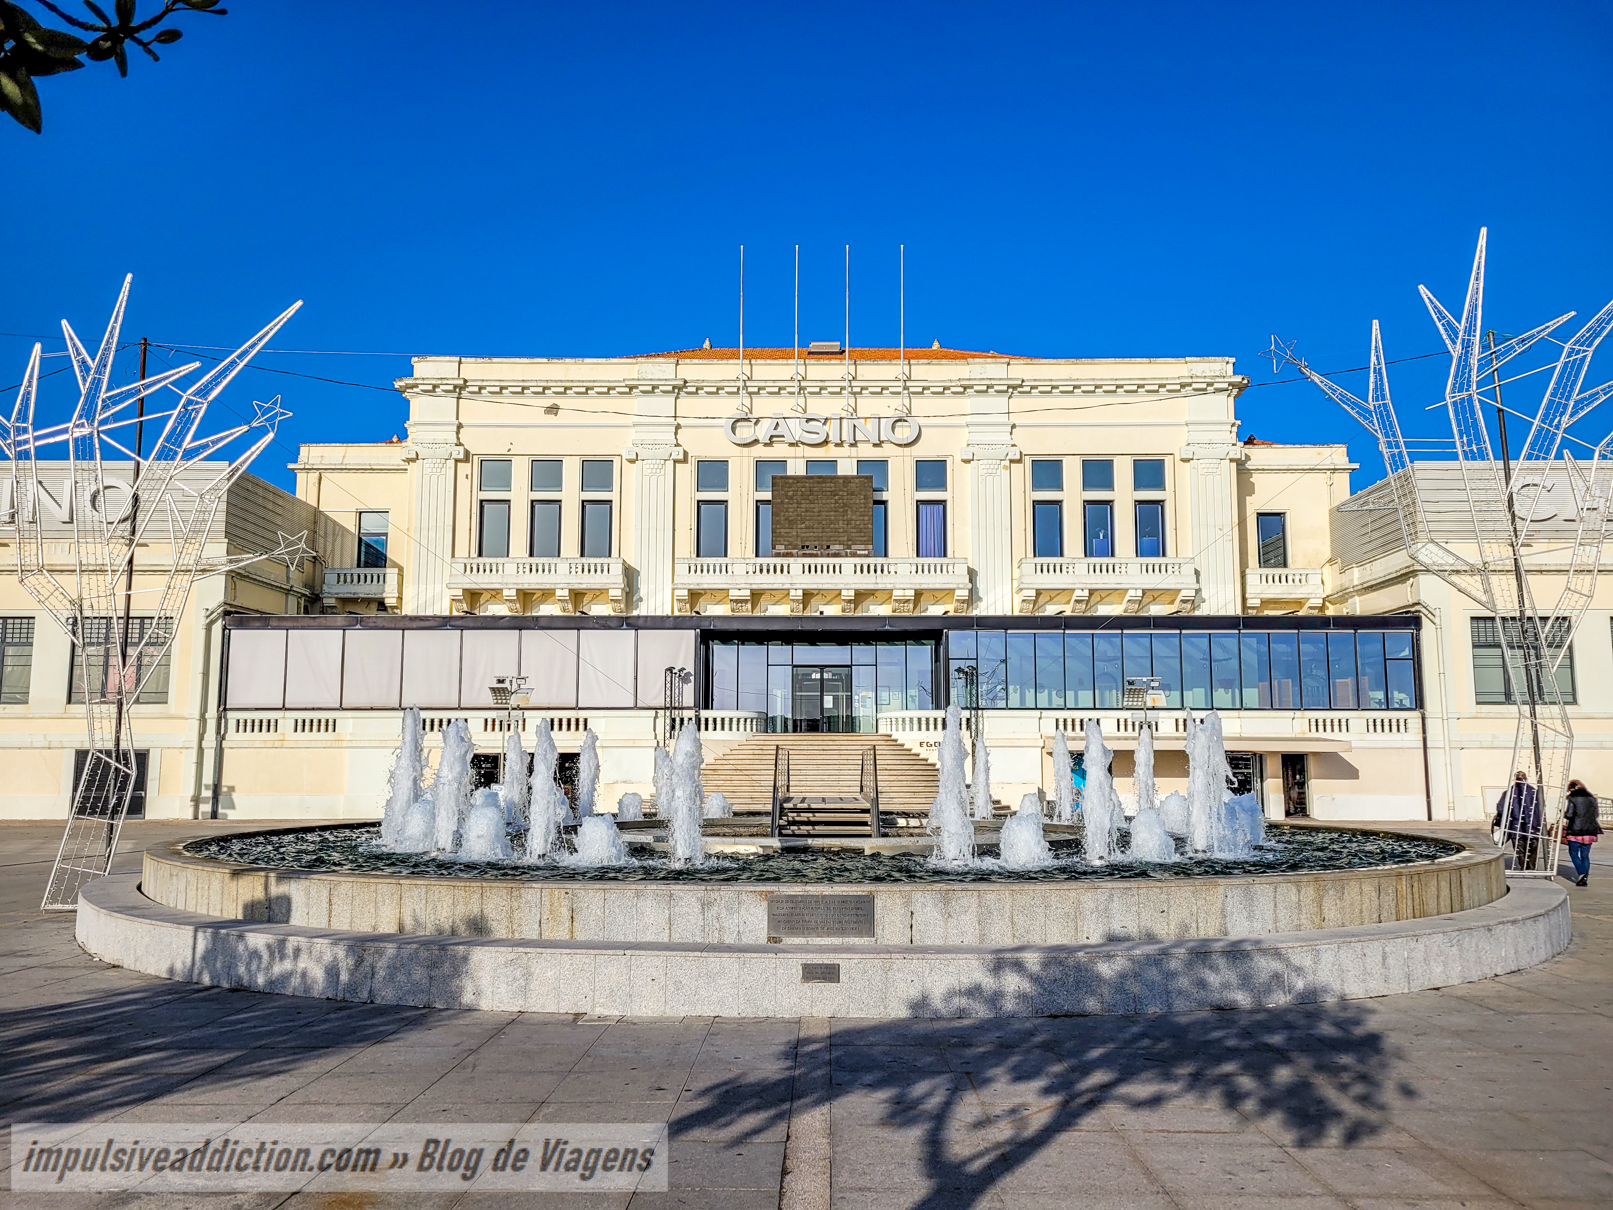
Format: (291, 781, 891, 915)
(708, 640, 936, 733)
(947, 627, 1417, 712)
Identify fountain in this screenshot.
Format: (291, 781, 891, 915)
(1224, 792, 1266, 858)
(431, 720, 474, 854)
(1051, 729, 1075, 824)
(652, 746, 672, 819)
(1158, 791, 1190, 838)
(1127, 806, 1178, 863)
(996, 790, 1053, 870)
(395, 790, 436, 853)
(381, 707, 423, 848)
(500, 728, 528, 825)
(569, 814, 631, 866)
(525, 718, 565, 861)
(458, 788, 513, 861)
(616, 792, 643, 821)
(667, 721, 706, 864)
(1134, 724, 1157, 816)
(928, 705, 976, 868)
(703, 792, 733, 819)
(970, 733, 993, 821)
(1080, 718, 1123, 863)
(575, 727, 600, 818)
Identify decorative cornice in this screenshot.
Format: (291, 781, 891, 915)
(393, 376, 1250, 401)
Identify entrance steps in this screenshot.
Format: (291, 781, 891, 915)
(699, 732, 941, 819)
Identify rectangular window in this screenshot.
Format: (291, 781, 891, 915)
(755, 502, 773, 556)
(978, 631, 1007, 708)
(755, 460, 787, 491)
(1474, 617, 1574, 705)
(1093, 633, 1122, 708)
(1133, 459, 1166, 491)
(696, 501, 728, 558)
(581, 459, 614, 493)
(530, 459, 563, 492)
(1084, 502, 1113, 557)
(1064, 632, 1094, 708)
(1031, 459, 1063, 491)
(876, 644, 906, 713)
(1123, 631, 1152, 687)
(917, 501, 947, 557)
(580, 500, 612, 557)
(872, 500, 888, 558)
(478, 499, 510, 558)
(0, 617, 35, 704)
(1006, 632, 1035, 709)
(711, 642, 737, 711)
(906, 642, 934, 710)
(1300, 632, 1330, 709)
(69, 617, 171, 706)
(915, 460, 947, 491)
(1035, 632, 1065, 709)
(355, 510, 388, 568)
(1181, 632, 1211, 709)
(529, 500, 561, 558)
(479, 459, 512, 492)
(856, 459, 889, 491)
(1385, 631, 1416, 709)
(806, 459, 837, 476)
(1356, 631, 1387, 709)
(1033, 502, 1063, 557)
(1152, 632, 1182, 708)
(1328, 632, 1358, 708)
(697, 460, 729, 492)
(1257, 513, 1288, 568)
(1269, 632, 1300, 709)
(1241, 632, 1271, 708)
(1211, 632, 1240, 709)
(1135, 501, 1165, 558)
(1082, 459, 1114, 491)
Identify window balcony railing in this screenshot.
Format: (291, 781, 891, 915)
(321, 566, 401, 604)
(447, 557, 626, 612)
(674, 556, 970, 614)
(1244, 567, 1325, 612)
(1016, 557, 1197, 613)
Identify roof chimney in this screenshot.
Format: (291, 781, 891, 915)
(702, 337, 712, 349)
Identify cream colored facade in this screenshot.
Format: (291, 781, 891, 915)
(10, 347, 1600, 828)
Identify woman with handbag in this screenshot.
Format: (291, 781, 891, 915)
(1563, 779, 1603, 888)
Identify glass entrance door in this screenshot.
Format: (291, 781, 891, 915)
(791, 665, 854, 732)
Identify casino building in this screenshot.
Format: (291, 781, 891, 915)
(7, 343, 1611, 824)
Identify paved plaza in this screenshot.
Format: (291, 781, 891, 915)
(0, 821, 1609, 1209)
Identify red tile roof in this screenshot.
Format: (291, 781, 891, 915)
(632, 346, 1037, 361)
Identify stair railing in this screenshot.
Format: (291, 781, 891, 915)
(860, 746, 882, 838)
(770, 745, 789, 837)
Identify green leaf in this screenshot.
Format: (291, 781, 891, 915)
(0, 62, 41, 132)
(112, 40, 126, 75)
(178, 0, 221, 8)
(19, 27, 90, 58)
(83, 1, 113, 27)
(152, 26, 180, 42)
(85, 33, 116, 59)
(115, 0, 135, 27)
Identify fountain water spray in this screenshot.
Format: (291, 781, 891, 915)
(971, 733, 993, 821)
(998, 790, 1055, 869)
(432, 720, 474, 854)
(1051, 729, 1075, 824)
(1134, 724, 1157, 816)
(396, 791, 436, 853)
(570, 814, 631, 866)
(575, 727, 600, 818)
(927, 705, 976, 867)
(703, 792, 733, 819)
(668, 721, 706, 864)
(1223, 793, 1266, 858)
(458, 788, 513, 861)
(1081, 719, 1122, 863)
(525, 718, 566, 860)
(1127, 805, 1178, 863)
(651, 747, 673, 819)
(382, 707, 424, 849)
(500, 727, 529, 826)
(616, 792, 643, 822)
(1158, 791, 1190, 837)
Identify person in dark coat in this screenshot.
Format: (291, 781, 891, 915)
(1563, 779, 1603, 887)
(1493, 771, 1543, 871)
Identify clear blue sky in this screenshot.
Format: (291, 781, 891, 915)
(4, 1, 1612, 491)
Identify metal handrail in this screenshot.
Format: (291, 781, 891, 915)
(770, 745, 789, 838)
(860, 745, 881, 838)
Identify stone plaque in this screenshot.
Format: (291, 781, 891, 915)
(801, 962, 841, 984)
(767, 893, 876, 939)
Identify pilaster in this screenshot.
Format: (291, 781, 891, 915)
(624, 384, 684, 615)
(1180, 418, 1244, 615)
(961, 379, 1020, 615)
(403, 391, 465, 616)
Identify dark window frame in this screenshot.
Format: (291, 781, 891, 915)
(1032, 500, 1063, 557)
(528, 499, 562, 558)
(580, 499, 613, 558)
(477, 498, 511, 558)
(1135, 500, 1166, 558)
(1084, 500, 1114, 558)
(0, 616, 35, 705)
(1257, 512, 1289, 568)
(696, 499, 729, 558)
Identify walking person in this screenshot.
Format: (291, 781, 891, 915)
(1493, 771, 1544, 872)
(1563, 779, 1603, 887)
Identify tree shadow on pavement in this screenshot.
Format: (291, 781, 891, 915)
(677, 946, 1414, 1210)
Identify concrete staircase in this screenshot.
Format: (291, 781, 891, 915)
(699, 732, 942, 819)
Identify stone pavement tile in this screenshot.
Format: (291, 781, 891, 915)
(664, 1137, 783, 1190)
(1392, 1077, 1603, 1114)
(1436, 1148, 1613, 1203)
(569, 1045, 708, 1072)
(1124, 1132, 1339, 1199)
(1102, 1099, 1262, 1133)
(1512, 1112, 1613, 1161)
(547, 1069, 693, 1104)
(105, 1101, 269, 1125)
(470, 1040, 610, 1071)
(393, 1100, 543, 1125)
(148, 1047, 367, 1104)
(531, 1100, 676, 1125)
(832, 1191, 1012, 1210)
(458, 1195, 632, 1209)
(280, 1194, 463, 1208)
(1143, 1198, 1351, 1210)
(669, 1096, 790, 1143)
(326, 1045, 485, 1075)
(246, 1101, 406, 1124)
(833, 1044, 952, 1072)
(414, 1068, 569, 1103)
(1292, 1144, 1505, 1197)
(280, 1070, 458, 1105)
(268, 1005, 428, 1047)
(830, 1069, 970, 1095)
(631, 1191, 777, 1210)
(1347, 1199, 1518, 1210)
(990, 1131, 1167, 1194)
(1391, 1109, 1543, 1152)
